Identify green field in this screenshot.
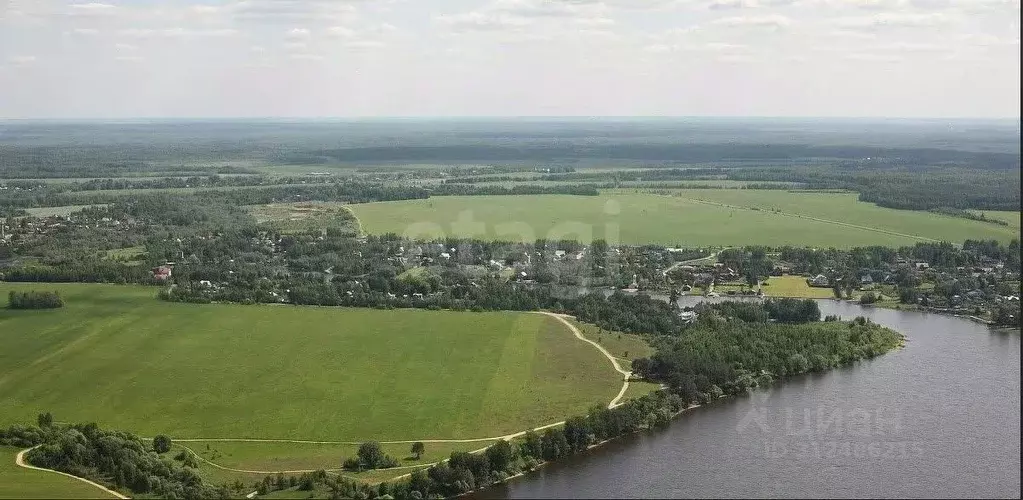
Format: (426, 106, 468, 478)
(0, 447, 112, 499)
(175, 438, 494, 486)
(23, 205, 105, 217)
(760, 275, 837, 299)
(0, 284, 621, 444)
(245, 203, 360, 234)
(977, 210, 1022, 230)
(572, 320, 655, 363)
(347, 191, 1018, 248)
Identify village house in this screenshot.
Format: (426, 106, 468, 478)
(808, 274, 830, 287)
(152, 265, 173, 281)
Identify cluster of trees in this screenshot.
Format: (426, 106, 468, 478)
(928, 208, 1010, 226)
(2, 419, 228, 499)
(7, 290, 64, 309)
(341, 442, 401, 471)
(406, 391, 686, 498)
(631, 305, 903, 403)
(992, 301, 1020, 327)
(571, 291, 690, 336)
(763, 298, 822, 323)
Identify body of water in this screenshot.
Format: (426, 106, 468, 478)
(475, 299, 1021, 499)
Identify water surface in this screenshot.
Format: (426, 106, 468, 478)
(476, 300, 1021, 499)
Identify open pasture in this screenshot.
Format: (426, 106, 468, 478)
(0, 284, 621, 443)
(0, 447, 114, 499)
(346, 190, 1017, 248)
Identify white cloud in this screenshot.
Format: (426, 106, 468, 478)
(871, 41, 944, 51)
(845, 52, 904, 61)
(711, 14, 793, 28)
(344, 40, 386, 49)
(492, 0, 608, 19)
(835, 12, 954, 31)
(435, 11, 531, 32)
(956, 33, 1021, 47)
(188, 5, 224, 16)
(436, 0, 613, 34)
(69, 28, 101, 36)
(69, 3, 116, 11)
(328, 26, 358, 37)
(67, 2, 117, 17)
(708, 0, 759, 9)
(289, 53, 324, 61)
(716, 53, 755, 62)
(9, 55, 38, 64)
(286, 28, 311, 39)
(575, 16, 616, 27)
(117, 28, 238, 38)
(644, 41, 749, 53)
(230, 0, 357, 24)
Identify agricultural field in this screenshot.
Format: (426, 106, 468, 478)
(0, 447, 112, 499)
(645, 189, 1021, 244)
(0, 284, 622, 445)
(347, 190, 1017, 249)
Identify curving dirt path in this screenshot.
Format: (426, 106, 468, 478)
(534, 311, 632, 408)
(15, 447, 129, 499)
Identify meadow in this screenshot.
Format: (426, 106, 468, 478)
(759, 275, 838, 299)
(347, 190, 1017, 249)
(977, 210, 1022, 230)
(0, 447, 114, 499)
(0, 284, 621, 443)
(246, 203, 360, 234)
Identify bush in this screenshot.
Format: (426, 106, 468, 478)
(153, 434, 172, 454)
(7, 290, 64, 309)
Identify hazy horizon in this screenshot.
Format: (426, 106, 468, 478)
(1, 115, 1020, 123)
(1, 0, 1020, 120)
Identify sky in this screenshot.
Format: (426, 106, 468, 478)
(0, 0, 1019, 119)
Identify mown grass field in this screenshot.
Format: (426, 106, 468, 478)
(760, 275, 837, 299)
(347, 191, 1017, 248)
(0, 283, 621, 443)
(0, 447, 112, 499)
